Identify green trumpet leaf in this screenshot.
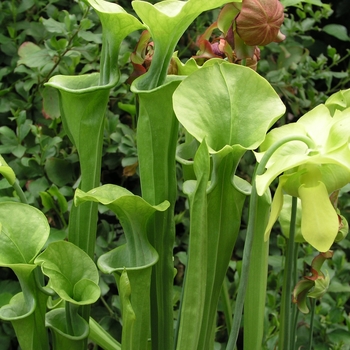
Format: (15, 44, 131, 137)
(0, 290, 48, 350)
(75, 185, 169, 350)
(74, 184, 169, 271)
(0, 202, 50, 350)
(173, 62, 286, 153)
(0, 202, 49, 265)
(46, 0, 144, 262)
(132, 0, 240, 89)
(35, 241, 100, 305)
(84, 0, 145, 85)
(45, 308, 90, 350)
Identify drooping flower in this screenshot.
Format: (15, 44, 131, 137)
(235, 0, 285, 46)
(293, 251, 333, 314)
(255, 89, 350, 252)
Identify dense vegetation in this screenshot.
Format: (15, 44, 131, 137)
(0, 0, 349, 349)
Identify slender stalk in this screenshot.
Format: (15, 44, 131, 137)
(290, 243, 300, 350)
(307, 298, 316, 350)
(89, 317, 122, 350)
(221, 276, 233, 335)
(279, 196, 298, 350)
(243, 193, 270, 350)
(226, 179, 259, 349)
(13, 179, 28, 204)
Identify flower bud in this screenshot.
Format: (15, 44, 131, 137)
(236, 0, 285, 46)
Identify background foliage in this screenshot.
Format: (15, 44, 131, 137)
(0, 0, 349, 349)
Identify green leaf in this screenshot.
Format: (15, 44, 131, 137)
(39, 191, 55, 211)
(35, 241, 100, 305)
(0, 202, 50, 265)
(45, 308, 90, 349)
(75, 184, 169, 270)
(45, 157, 74, 187)
(130, 76, 183, 350)
(0, 291, 49, 350)
(0, 280, 20, 307)
(176, 140, 211, 349)
(0, 155, 16, 185)
(132, 0, 240, 89)
(84, 0, 145, 85)
(40, 17, 66, 34)
(328, 329, 350, 345)
(173, 62, 285, 153)
(323, 24, 350, 42)
(48, 185, 68, 214)
(17, 42, 53, 69)
(42, 86, 60, 120)
(75, 185, 169, 349)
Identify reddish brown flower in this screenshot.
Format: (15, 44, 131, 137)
(235, 0, 285, 46)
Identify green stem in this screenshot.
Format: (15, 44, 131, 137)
(89, 317, 121, 350)
(221, 276, 233, 335)
(226, 179, 259, 350)
(308, 298, 316, 350)
(279, 196, 298, 350)
(227, 135, 315, 350)
(243, 192, 270, 350)
(13, 179, 28, 204)
(290, 243, 299, 350)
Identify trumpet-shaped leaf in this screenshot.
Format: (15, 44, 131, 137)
(0, 291, 48, 350)
(85, 0, 145, 85)
(35, 241, 100, 305)
(0, 202, 49, 265)
(0, 203, 49, 350)
(173, 62, 285, 153)
(46, 308, 90, 350)
(74, 185, 169, 271)
(132, 0, 240, 89)
(75, 184, 169, 350)
(130, 76, 183, 350)
(45, 0, 144, 261)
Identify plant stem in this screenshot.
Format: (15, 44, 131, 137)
(279, 196, 298, 350)
(243, 193, 270, 350)
(290, 242, 299, 350)
(226, 177, 260, 350)
(221, 276, 233, 335)
(89, 317, 121, 350)
(308, 298, 316, 350)
(13, 180, 27, 204)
